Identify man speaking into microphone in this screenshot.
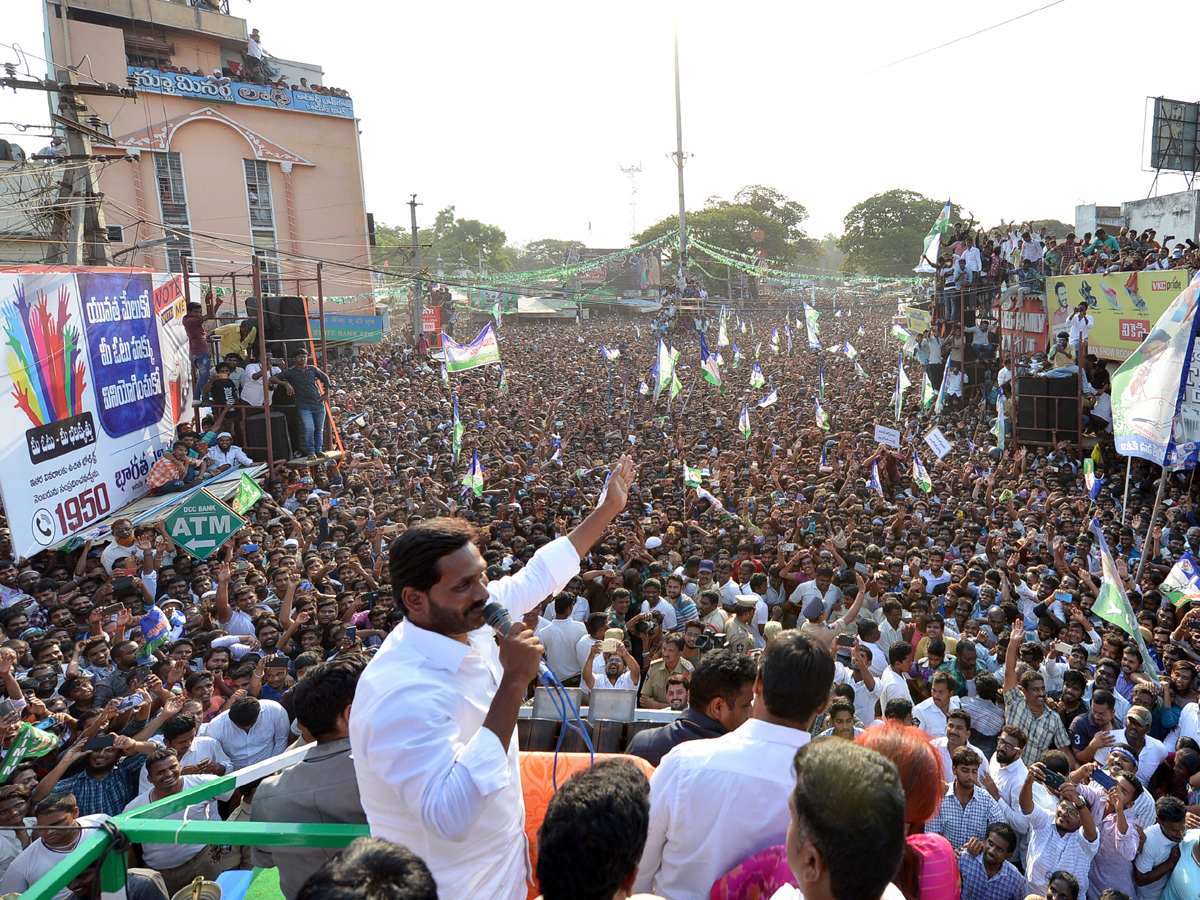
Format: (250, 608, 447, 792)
(349, 455, 636, 900)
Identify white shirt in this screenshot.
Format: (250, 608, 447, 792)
(877, 667, 910, 717)
(0, 815, 108, 899)
(138, 735, 232, 794)
(1068, 313, 1094, 348)
(914, 697, 961, 738)
(538, 617, 587, 680)
(1135, 823, 1179, 900)
(349, 535, 580, 900)
(1131, 736, 1170, 787)
(591, 669, 638, 691)
(1166, 701, 1200, 750)
(771, 883, 908, 900)
(240, 362, 280, 407)
(1024, 800, 1100, 897)
(205, 699, 291, 769)
(642, 597, 678, 631)
(931, 737, 991, 782)
(853, 676, 881, 726)
(123, 775, 232, 869)
(634, 719, 811, 900)
(206, 443, 254, 469)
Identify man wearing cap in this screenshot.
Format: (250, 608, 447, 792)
(786, 564, 843, 628)
(798, 573, 866, 653)
(205, 433, 254, 476)
(1124, 705, 1169, 787)
(724, 596, 762, 651)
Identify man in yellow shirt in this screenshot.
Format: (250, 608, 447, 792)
(213, 319, 258, 357)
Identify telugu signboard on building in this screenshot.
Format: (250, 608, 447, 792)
(127, 68, 355, 119)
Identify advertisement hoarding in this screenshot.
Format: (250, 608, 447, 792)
(0, 268, 192, 557)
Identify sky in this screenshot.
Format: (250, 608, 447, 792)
(5, 0, 1200, 255)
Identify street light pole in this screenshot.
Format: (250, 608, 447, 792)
(409, 194, 422, 342)
(672, 5, 688, 282)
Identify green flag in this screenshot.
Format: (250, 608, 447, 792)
(1090, 520, 1159, 683)
(0, 722, 59, 783)
(683, 465, 702, 488)
(921, 372, 936, 412)
(230, 472, 265, 515)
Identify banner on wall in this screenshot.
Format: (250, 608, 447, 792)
(1047, 272, 1190, 360)
(997, 291, 1048, 356)
(0, 267, 193, 558)
(1110, 271, 1200, 467)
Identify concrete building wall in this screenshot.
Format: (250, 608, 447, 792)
(1122, 192, 1200, 245)
(44, 1, 373, 308)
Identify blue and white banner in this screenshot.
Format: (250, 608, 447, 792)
(127, 68, 355, 119)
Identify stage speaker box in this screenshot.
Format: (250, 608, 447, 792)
(244, 411, 292, 462)
(244, 296, 311, 360)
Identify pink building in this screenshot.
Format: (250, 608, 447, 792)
(43, 0, 373, 309)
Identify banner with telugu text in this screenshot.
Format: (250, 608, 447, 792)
(0, 267, 193, 557)
(442, 323, 502, 372)
(1047, 272, 1189, 361)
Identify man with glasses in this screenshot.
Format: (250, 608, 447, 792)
(1020, 762, 1099, 897)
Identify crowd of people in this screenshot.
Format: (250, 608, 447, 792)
(0, 277, 1196, 900)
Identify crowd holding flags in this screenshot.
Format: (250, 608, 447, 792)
(700, 334, 724, 394)
(868, 462, 884, 497)
(912, 451, 932, 493)
(1162, 552, 1200, 608)
(451, 393, 464, 465)
(814, 397, 830, 431)
(462, 451, 484, 499)
(1083, 458, 1102, 500)
(1089, 519, 1159, 682)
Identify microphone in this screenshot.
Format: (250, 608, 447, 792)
(483, 602, 552, 681)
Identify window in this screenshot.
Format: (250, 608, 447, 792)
(154, 152, 194, 275)
(106, 225, 124, 243)
(243, 159, 274, 229)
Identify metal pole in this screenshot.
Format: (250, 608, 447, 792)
(607, 360, 612, 419)
(317, 262, 327, 366)
(1134, 467, 1169, 584)
(252, 263, 274, 470)
(1121, 456, 1132, 524)
(672, 6, 687, 280)
(409, 194, 422, 342)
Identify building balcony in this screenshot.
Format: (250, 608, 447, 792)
(61, 0, 247, 42)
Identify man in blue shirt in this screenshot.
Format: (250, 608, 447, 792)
(958, 823, 1026, 900)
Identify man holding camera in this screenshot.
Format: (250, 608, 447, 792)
(583, 639, 641, 692)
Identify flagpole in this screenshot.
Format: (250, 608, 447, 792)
(1134, 467, 1169, 584)
(681, 375, 698, 414)
(607, 359, 613, 419)
(1121, 457, 1132, 525)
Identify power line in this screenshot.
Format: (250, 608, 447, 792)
(854, 0, 1068, 78)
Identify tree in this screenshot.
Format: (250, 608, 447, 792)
(838, 190, 962, 277)
(426, 206, 515, 274)
(634, 185, 816, 276)
(514, 238, 587, 272)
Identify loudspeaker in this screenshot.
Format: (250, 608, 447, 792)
(245, 296, 311, 360)
(244, 411, 292, 462)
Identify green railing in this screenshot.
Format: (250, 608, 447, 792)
(21, 743, 370, 900)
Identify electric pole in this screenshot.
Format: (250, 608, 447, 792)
(409, 194, 422, 341)
(619, 162, 642, 240)
(0, 71, 133, 266)
(671, 8, 689, 283)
